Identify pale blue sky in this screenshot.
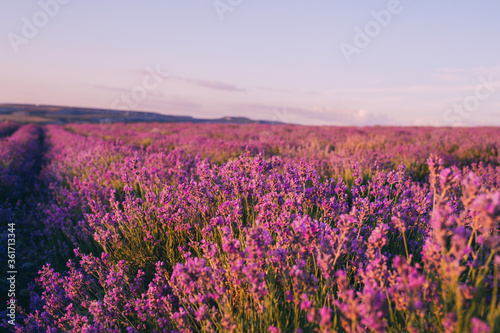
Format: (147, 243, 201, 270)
(1, 0, 499, 126)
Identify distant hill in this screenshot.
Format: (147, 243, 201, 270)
(0, 104, 282, 125)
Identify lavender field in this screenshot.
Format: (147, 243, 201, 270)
(1, 122, 500, 332)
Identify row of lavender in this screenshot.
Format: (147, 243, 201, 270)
(66, 123, 500, 181)
(0, 122, 20, 139)
(2, 123, 500, 332)
(0, 124, 42, 200)
(0, 124, 44, 313)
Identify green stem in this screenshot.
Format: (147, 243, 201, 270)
(402, 231, 410, 261)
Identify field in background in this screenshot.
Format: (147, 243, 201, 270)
(0, 104, 279, 125)
(1, 122, 499, 332)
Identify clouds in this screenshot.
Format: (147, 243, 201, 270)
(308, 107, 391, 126)
(134, 95, 205, 115)
(189, 79, 245, 92)
(94, 83, 205, 115)
(84, 65, 500, 126)
(433, 66, 500, 85)
(224, 102, 391, 126)
(89, 71, 423, 126)
(170, 76, 246, 92)
(93, 85, 133, 94)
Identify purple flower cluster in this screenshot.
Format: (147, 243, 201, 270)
(0, 122, 20, 138)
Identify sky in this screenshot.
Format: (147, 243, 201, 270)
(1, 0, 500, 126)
